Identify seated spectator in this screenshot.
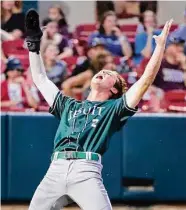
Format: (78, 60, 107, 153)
(154, 38, 186, 91)
(71, 39, 105, 77)
(73, 39, 88, 57)
(134, 10, 161, 64)
(62, 51, 114, 98)
(43, 44, 67, 88)
(88, 11, 132, 58)
(96, 1, 115, 22)
(41, 19, 73, 59)
(42, 4, 69, 38)
(1, 58, 38, 110)
(0, 28, 22, 41)
(139, 38, 186, 112)
(137, 9, 157, 33)
(1, 1, 25, 39)
(169, 9, 186, 55)
(139, 1, 158, 16)
(1, 1, 25, 64)
(98, 52, 116, 71)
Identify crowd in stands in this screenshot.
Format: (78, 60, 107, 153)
(1, 1, 186, 113)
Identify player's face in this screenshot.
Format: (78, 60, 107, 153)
(91, 70, 118, 92)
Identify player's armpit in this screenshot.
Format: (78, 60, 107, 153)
(49, 91, 75, 119)
(125, 76, 150, 109)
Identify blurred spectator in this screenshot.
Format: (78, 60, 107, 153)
(137, 9, 157, 33)
(88, 11, 132, 58)
(62, 51, 114, 98)
(13, 0, 23, 13)
(73, 39, 88, 57)
(71, 39, 105, 77)
(0, 28, 22, 41)
(1, 1, 25, 39)
(96, 1, 115, 22)
(41, 19, 73, 59)
(42, 4, 69, 38)
(134, 10, 161, 64)
(154, 38, 186, 91)
(1, 58, 38, 110)
(43, 44, 67, 88)
(98, 52, 116, 71)
(139, 1, 158, 14)
(169, 9, 186, 55)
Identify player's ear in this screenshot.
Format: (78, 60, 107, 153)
(110, 87, 118, 94)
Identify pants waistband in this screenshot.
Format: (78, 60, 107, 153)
(52, 151, 101, 163)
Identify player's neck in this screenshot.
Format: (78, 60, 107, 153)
(86, 90, 110, 102)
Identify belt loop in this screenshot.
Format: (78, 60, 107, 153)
(89, 152, 91, 160)
(86, 152, 89, 160)
(98, 154, 101, 163)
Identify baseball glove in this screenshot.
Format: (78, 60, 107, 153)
(25, 9, 43, 53)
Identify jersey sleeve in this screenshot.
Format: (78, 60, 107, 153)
(49, 91, 73, 119)
(115, 94, 138, 125)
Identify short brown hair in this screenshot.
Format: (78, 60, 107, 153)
(110, 72, 128, 99)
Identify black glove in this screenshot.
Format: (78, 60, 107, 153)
(25, 9, 43, 54)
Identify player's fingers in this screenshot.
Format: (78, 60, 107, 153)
(165, 19, 173, 37)
(167, 19, 173, 32)
(162, 21, 169, 33)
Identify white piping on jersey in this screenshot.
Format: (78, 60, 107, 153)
(122, 95, 136, 112)
(50, 92, 62, 114)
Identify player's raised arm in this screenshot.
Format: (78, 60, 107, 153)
(125, 19, 173, 109)
(25, 9, 59, 107)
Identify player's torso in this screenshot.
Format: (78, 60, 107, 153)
(54, 99, 119, 154)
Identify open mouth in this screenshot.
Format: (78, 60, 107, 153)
(96, 75, 103, 80)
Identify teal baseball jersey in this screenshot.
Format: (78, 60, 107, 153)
(49, 91, 137, 155)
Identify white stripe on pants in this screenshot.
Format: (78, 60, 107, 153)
(29, 159, 112, 210)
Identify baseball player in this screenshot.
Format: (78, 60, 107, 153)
(25, 9, 173, 210)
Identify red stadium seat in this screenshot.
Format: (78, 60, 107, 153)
(164, 90, 186, 112)
(164, 90, 186, 102)
(74, 24, 97, 41)
(2, 39, 29, 57)
(63, 56, 78, 74)
(158, 24, 178, 32)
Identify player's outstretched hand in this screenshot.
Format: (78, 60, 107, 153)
(25, 9, 43, 53)
(153, 19, 173, 47)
